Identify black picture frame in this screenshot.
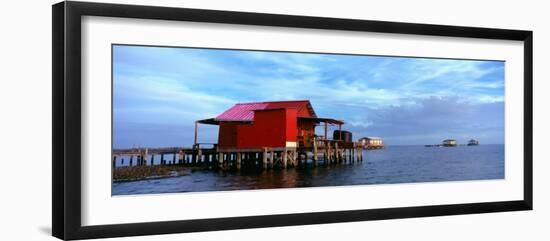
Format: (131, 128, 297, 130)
(52, 1, 533, 240)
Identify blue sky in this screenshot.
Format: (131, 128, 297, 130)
(113, 45, 505, 148)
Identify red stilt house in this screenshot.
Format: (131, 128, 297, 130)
(195, 100, 344, 150)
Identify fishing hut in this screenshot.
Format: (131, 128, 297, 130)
(359, 136, 384, 149)
(468, 139, 479, 146)
(112, 100, 364, 171)
(442, 139, 457, 147)
(194, 100, 364, 170)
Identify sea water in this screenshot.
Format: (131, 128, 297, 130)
(112, 144, 504, 195)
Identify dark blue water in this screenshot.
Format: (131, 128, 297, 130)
(112, 144, 504, 195)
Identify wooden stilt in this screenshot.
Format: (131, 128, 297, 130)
(292, 149, 300, 167)
(269, 150, 274, 168)
(144, 148, 148, 166)
(212, 151, 217, 164)
(282, 149, 288, 168)
(198, 149, 203, 164)
(313, 138, 318, 166)
(263, 148, 268, 169)
(236, 152, 242, 170)
(335, 142, 340, 163)
(326, 142, 332, 164)
(191, 145, 197, 164)
(218, 152, 223, 168)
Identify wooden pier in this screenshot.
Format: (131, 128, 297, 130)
(112, 139, 364, 171)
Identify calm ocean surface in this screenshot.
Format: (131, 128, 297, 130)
(112, 144, 504, 195)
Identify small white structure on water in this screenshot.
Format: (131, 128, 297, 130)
(359, 137, 384, 149)
(442, 139, 457, 147)
(468, 139, 479, 146)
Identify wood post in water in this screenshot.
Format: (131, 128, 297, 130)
(282, 149, 288, 168)
(313, 138, 318, 166)
(178, 150, 184, 165)
(144, 148, 148, 166)
(236, 152, 242, 170)
(292, 150, 298, 167)
(269, 150, 274, 168)
(335, 142, 340, 163)
(198, 149, 203, 164)
(218, 152, 223, 168)
(262, 148, 268, 169)
(327, 143, 332, 165)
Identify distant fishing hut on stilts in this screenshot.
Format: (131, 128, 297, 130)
(194, 100, 364, 170)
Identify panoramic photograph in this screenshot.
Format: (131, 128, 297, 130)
(111, 44, 505, 195)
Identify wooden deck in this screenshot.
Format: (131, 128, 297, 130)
(112, 139, 364, 170)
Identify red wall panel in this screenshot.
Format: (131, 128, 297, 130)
(218, 108, 299, 149)
(285, 108, 297, 142)
(236, 108, 297, 149)
(218, 122, 239, 148)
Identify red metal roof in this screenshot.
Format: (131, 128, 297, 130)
(215, 100, 317, 121)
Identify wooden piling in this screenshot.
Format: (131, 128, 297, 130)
(178, 150, 184, 165)
(198, 149, 203, 164)
(144, 148, 148, 166)
(269, 150, 274, 168)
(218, 152, 223, 168)
(313, 138, 318, 166)
(191, 145, 197, 164)
(335, 142, 340, 163)
(282, 149, 288, 168)
(293, 150, 298, 167)
(327, 143, 332, 165)
(262, 148, 268, 169)
(236, 152, 242, 170)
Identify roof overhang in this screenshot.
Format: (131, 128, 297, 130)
(298, 117, 344, 125)
(196, 118, 253, 125)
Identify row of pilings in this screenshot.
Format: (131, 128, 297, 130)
(112, 143, 364, 171)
